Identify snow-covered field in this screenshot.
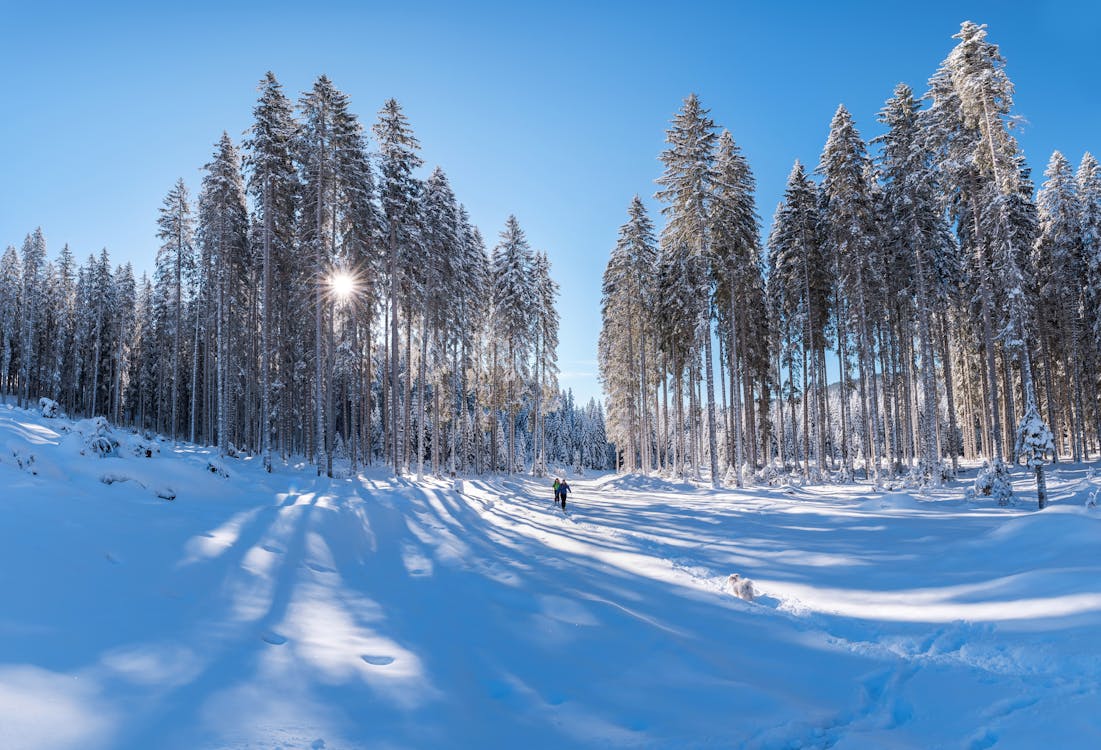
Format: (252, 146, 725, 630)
(2, 404, 1101, 749)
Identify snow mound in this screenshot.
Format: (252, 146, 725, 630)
(856, 492, 923, 511)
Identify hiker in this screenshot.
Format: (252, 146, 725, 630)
(552, 477, 560, 503)
(557, 478, 571, 510)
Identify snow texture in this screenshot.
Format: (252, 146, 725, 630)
(2, 403, 1101, 749)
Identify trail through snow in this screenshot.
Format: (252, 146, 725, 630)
(1, 405, 1100, 748)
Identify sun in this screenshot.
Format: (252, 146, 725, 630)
(330, 271, 356, 300)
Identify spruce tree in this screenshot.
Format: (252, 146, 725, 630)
(655, 93, 720, 485)
(243, 71, 298, 471)
(373, 99, 423, 474)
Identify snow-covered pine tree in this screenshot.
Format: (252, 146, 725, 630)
(531, 250, 559, 477)
(331, 94, 378, 471)
(0, 245, 21, 396)
(768, 161, 829, 480)
(243, 71, 298, 472)
(818, 105, 884, 483)
(373, 98, 423, 475)
(18, 228, 47, 408)
(1014, 401, 1055, 509)
(710, 130, 768, 481)
(52, 243, 78, 414)
(924, 21, 1036, 463)
(110, 263, 136, 425)
(876, 83, 957, 484)
(490, 216, 535, 475)
(599, 196, 657, 473)
(1079, 153, 1101, 446)
(655, 93, 721, 486)
(198, 132, 249, 456)
(419, 167, 460, 479)
(1034, 151, 1087, 461)
(154, 180, 194, 441)
(299, 75, 346, 477)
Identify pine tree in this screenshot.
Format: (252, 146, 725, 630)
(655, 93, 720, 485)
(491, 216, 535, 474)
(199, 132, 250, 456)
(710, 130, 767, 482)
(818, 106, 884, 481)
(599, 196, 658, 473)
(0, 246, 22, 396)
(18, 228, 47, 408)
(373, 99, 423, 474)
(924, 21, 1036, 462)
(1034, 151, 1086, 460)
(154, 179, 194, 440)
(768, 161, 829, 479)
(243, 71, 298, 471)
(876, 83, 958, 483)
(531, 250, 559, 477)
(1079, 153, 1101, 445)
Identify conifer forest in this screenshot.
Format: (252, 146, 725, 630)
(599, 22, 1101, 494)
(1, 75, 611, 478)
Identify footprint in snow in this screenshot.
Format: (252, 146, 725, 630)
(261, 632, 288, 646)
(260, 543, 285, 554)
(105, 552, 122, 564)
(361, 654, 394, 666)
(305, 562, 335, 573)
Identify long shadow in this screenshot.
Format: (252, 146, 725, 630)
(107, 484, 323, 749)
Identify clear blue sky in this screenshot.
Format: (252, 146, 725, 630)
(2, 1, 1098, 405)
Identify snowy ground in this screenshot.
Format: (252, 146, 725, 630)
(2, 404, 1101, 749)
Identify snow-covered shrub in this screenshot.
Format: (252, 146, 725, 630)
(967, 457, 1014, 505)
(332, 432, 347, 461)
(126, 435, 159, 458)
(1014, 402, 1055, 510)
(749, 462, 779, 486)
(206, 461, 230, 478)
(907, 458, 954, 489)
(38, 397, 59, 418)
(77, 416, 119, 458)
(804, 466, 827, 485)
(831, 464, 855, 484)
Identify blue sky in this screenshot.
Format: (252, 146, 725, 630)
(2, 1, 1099, 405)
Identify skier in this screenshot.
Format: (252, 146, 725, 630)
(556, 478, 571, 510)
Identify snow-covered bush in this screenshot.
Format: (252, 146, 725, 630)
(723, 464, 757, 487)
(967, 457, 1013, 505)
(751, 462, 788, 486)
(1014, 402, 1055, 510)
(38, 398, 59, 418)
(77, 416, 119, 458)
(127, 435, 159, 458)
(908, 458, 953, 489)
(206, 460, 230, 478)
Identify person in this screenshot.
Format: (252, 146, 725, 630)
(552, 477, 560, 504)
(557, 478, 571, 510)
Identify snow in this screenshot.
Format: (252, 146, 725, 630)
(2, 403, 1101, 748)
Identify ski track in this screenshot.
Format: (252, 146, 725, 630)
(2, 407, 1101, 748)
